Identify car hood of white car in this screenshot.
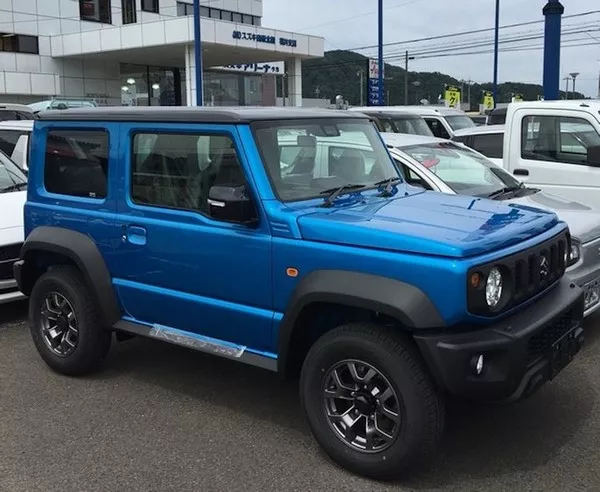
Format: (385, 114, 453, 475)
(0, 190, 25, 232)
(508, 189, 600, 244)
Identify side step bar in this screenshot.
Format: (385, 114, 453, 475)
(113, 320, 277, 372)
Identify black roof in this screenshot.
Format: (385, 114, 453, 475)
(36, 106, 370, 123)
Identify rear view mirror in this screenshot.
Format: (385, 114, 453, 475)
(297, 135, 316, 147)
(208, 185, 257, 225)
(587, 145, 600, 167)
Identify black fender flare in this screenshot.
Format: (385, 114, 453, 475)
(17, 226, 121, 326)
(277, 269, 444, 373)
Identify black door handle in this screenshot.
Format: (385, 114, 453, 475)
(513, 168, 529, 176)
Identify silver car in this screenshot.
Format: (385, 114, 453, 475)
(383, 133, 600, 317)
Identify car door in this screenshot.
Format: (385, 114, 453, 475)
(113, 123, 274, 353)
(507, 110, 600, 207)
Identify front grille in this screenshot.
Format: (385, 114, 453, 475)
(527, 308, 575, 365)
(467, 229, 569, 316)
(0, 243, 22, 281)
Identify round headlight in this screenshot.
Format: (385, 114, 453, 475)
(486, 267, 503, 308)
(569, 243, 581, 265)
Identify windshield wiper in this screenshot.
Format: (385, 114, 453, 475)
(0, 182, 27, 193)
(374, 177, 402, 196)
(320, 184, 366, 207)
(487, 184, 523, 200)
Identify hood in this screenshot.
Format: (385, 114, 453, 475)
(507, 190, 600, 244)
(0, 190, 25, 231)
(297, 190, 560, 258)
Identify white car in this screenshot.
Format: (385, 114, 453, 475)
(0, 150, 27, 304)
(382, 132, 600, 316)
(0, 120, 32, 171)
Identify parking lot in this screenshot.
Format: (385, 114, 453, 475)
(0, 301, 598, 492)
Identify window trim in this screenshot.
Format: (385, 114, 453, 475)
(43, 128, 110, 202)
(141, 0, 159, 14)
(127, 129, 254, 221)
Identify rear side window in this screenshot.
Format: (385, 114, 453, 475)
(0, 129, 26, 157)
(44, 130, 108, 199)
(424, 118, 450, 139)
(470, 133, 504, 159)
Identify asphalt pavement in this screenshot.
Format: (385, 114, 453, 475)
(1, 300, 600, 492)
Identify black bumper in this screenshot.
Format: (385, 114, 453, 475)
(414, 278, 584, 402)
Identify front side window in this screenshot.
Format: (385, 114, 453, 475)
(0, 150, 27, 193)
(424, 118, 450, 139)
(393, 116, 434, 136)
(253, 119, 400, 202)
(132, 132, 245, 214)
(521, 115, 600, 165)
(401, 141, 518, 198)
(470, 133, 504, 159)
(79, 0, 112, 23)
(0, 130, 27, 157)
(44, 130, 108, 199)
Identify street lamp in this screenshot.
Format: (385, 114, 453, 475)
(404, 51, 415, 105)
(570, 72, 580, 99)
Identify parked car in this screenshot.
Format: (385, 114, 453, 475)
(0, 120, 32, 171)
(28, 98, 98, 114)
(451, 124, 505, 166)
(382, 132, 600, 317)
(0, 149, 27, 304)
(0, 103, 35, 122)
(346, 107, 434, 136)
(15, 106, 584, 480)
(498, 100, 600, 208)
(388, 105, 477, 139)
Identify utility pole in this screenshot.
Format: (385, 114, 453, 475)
(357, 70, 364, 106)
(404, 50, 414, 105)
(377, 0, 384, 106)
(563, 76, 570, 99)
(570, 72, 580, 99)
(543, 0, 564, 100)
(492, 0, 500, 108)
(193, 0, 203, 106)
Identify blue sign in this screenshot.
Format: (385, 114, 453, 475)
(368, 78, 383, 106)
(232, 31, 297, 48)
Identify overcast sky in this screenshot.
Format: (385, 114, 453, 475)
(263, 0, 600, 97)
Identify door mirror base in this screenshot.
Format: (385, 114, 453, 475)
(208, 185, 258, 225)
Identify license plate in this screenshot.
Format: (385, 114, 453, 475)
(584, 279, 600, 311)
(550, 326, 580, 379)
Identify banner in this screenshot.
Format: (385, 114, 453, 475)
(444, 85, 461, 108)
(367, 59, 384, 106)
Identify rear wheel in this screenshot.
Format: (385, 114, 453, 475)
(29, 266, 111, 375)
(300, 322, 445, 480)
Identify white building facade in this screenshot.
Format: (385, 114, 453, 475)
(0, 0, 324, 106)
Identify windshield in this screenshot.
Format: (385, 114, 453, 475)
(0, 150, 27, 192)
(401, 141, 518, 197)
(253, 119, 401, 202)
(445, 115, 476, 131)
(392, 116, 434, 136)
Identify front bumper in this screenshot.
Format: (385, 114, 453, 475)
(0, 278, 26, 305)
(414, 278, 584, 402)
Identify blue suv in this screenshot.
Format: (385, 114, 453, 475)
(15, 107, 584, 480)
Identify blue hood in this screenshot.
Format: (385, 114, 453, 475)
(297, 190, 561, 258)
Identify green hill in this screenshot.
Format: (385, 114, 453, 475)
(302, 50, 586, 109)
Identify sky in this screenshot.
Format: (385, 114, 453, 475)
(262, 0, 600, 97)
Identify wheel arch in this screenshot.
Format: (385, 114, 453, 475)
(16, 226, 121, 326)
(277, 270, 444, 378)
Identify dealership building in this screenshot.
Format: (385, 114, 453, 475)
(0, 0, 324, 106)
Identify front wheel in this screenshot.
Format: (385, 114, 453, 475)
(300, 323, 445, 480)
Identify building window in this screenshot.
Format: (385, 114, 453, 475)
(131, 133, 245, 214)
(44, 130, 109, 199)
(79, 0, 112, 24)
(175, 2, 257, 25)
(0, 33, 39, 54)
(122, 0, 137, 24)
(141, 0, 159, 13)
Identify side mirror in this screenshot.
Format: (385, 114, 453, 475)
(208, 185, 257, 225)
(587, 145, 600, 167)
